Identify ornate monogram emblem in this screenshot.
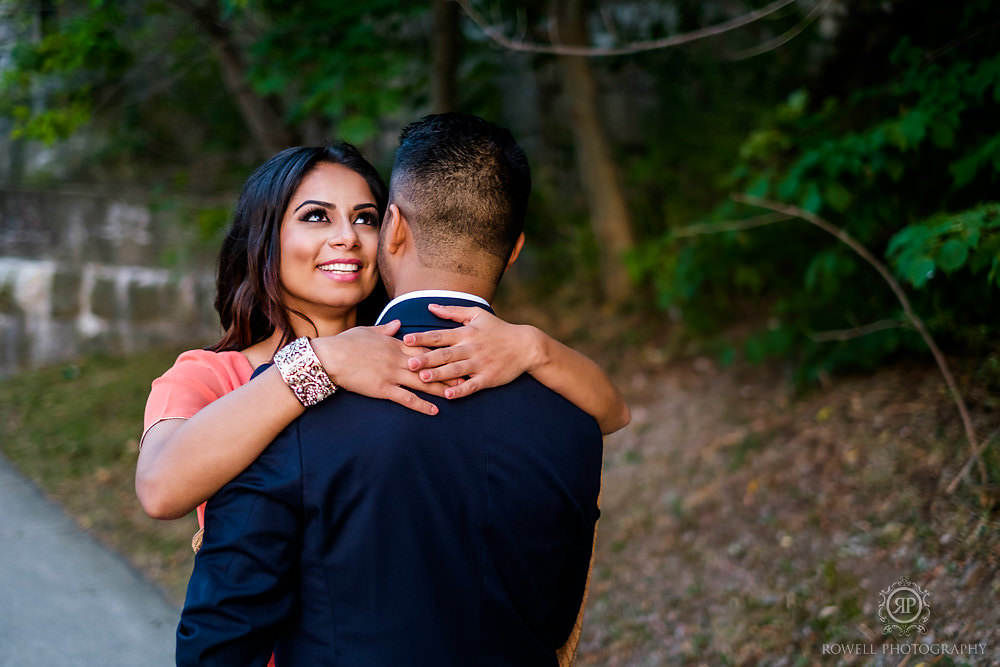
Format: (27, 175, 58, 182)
(878, 577, 930, 637)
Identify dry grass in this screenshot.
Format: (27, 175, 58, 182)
(0, 348, 199, 604)
(577, 351, 1000, 666)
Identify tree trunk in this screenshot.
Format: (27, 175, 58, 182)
(431, 0, 461, 113)
(552, 0, 635, 304)
(171, 0, 293, 156)
(210, 33, 293, 156)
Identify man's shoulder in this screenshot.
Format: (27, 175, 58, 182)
(489, 374, 602, 429)
(282, 382, 598, 466)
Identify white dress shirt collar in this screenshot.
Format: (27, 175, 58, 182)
(375, 290, 490, 325)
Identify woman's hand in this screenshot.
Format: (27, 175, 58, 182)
(311, 320, 449, 415)
(401, 305, 545, 400)
(404, 303, 630, 434)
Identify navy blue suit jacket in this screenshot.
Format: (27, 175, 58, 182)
(176, 296, 604, 666)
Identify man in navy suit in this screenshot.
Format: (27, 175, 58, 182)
(177, 113, 604, 666)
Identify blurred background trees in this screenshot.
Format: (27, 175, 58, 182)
(1, 0, 997, 382)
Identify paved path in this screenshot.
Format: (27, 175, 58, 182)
(0, 454, 178, 666)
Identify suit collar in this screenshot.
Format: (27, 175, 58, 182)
(375, 290, 490, 326)
(376, 291, 494, 336)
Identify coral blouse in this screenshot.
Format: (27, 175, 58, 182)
(143, 349, 279, 667)
(142, 349, 255, 532)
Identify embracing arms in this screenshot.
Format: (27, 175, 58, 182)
(137, 312, 628, 520)
(136, 321, 439, 519)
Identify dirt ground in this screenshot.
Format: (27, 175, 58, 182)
(574, 349, 999, 666)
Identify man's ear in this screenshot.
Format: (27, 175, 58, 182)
(504, 232, 526, 272)
(383, 204, 410, 255)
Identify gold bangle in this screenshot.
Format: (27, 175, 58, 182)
(273, 337, 338, 406)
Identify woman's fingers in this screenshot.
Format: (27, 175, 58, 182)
(372, 319, 401, 336)
(382, 385, 439, 416)
(402, 305, 490, 347)
(425, 304, 482, 325)
(398, 306, 534, 400)
(418, 360, 473, 383)
(318, 324, 446, 413)
(403, 327, 463, 349)
(407, 345, 471, 371)
(393, 370, 451, 397)
(410, 382, 451, 399)
(443, 378, 481, 400)
(400, 344, 431, 360)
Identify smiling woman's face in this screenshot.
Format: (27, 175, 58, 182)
(278, 161, 381, 324)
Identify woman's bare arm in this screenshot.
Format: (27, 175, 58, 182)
(136, 365, 305, 520)
(136, 321, 445, 520)
(403, 304, 631, 434)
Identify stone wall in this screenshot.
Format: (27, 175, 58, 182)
(0, 188, 219, 375)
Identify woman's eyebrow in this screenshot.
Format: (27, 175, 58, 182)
(294, 199, 332, 212)
(354, 203, 377, 211)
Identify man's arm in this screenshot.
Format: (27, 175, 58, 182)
(176, 426, 303, 666)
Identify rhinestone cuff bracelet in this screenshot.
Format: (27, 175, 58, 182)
(273, 337, 338, 407)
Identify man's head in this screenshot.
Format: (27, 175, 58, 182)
(377, 113, 530, 299)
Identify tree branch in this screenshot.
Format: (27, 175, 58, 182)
(730, 194, 986, 492)
(728, 0, 828, 60)
(669, 212, 793, 238)
(807, 319, 910, 343)
(455, 0, 802, 57)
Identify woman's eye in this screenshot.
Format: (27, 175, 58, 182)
(353, 212, 377, 226)
(302, 209, 328, 223)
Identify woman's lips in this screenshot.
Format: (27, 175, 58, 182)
(317, 259, 362, 281)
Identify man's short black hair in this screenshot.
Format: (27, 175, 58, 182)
(390, 113, 531, 279)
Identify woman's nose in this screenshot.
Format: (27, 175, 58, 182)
(327, 218, 359, 248)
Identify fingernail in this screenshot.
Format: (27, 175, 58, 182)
(444, 388, 454, 399)
(403, 334, 414, 344)
(420, 371, 431, 381)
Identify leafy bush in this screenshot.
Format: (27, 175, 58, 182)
(632, 5, 1000, 380)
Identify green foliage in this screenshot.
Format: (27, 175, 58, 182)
(888, 204, 1000, 289)
(0, 0, 430, 193)
(0, 1, 257, 188)
(244, 0, 428, 146)
(0, 2, 130, 143)
(634, 4, 1000, 379)
(4, 0, 997, 376)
